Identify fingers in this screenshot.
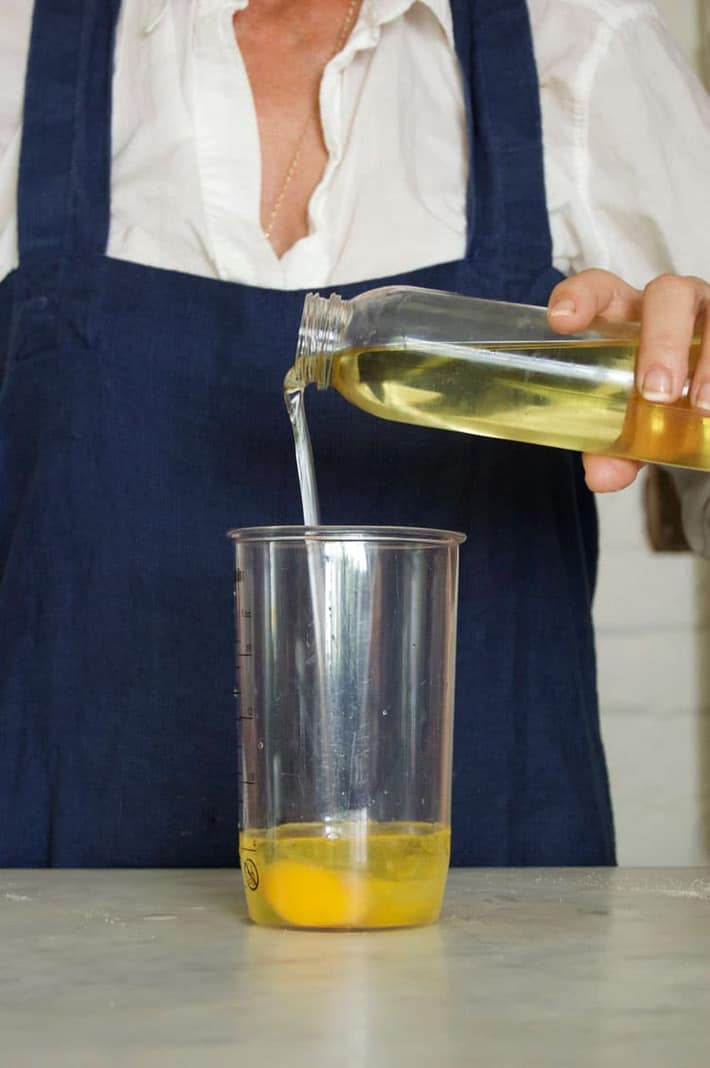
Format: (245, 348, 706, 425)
(547, 269, 710, 496)
(549, 267, 710, 409)
(636, 275, 710, 404)
(547, 269, 643, 333)
(583, 454, 644, 493)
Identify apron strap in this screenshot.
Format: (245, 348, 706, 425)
(450, 0, 556, 288)
(449, 0, 476, 257)
(18, 0, 122, 261)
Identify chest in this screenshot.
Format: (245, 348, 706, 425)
(106, 0, 471, 286)
(231, 1, 361, 256)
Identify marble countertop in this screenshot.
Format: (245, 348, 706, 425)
(2, 868, 710, 1066)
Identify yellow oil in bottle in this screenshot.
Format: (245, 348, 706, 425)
(239, 822, 451, 929)
(307, 338, 708, 469)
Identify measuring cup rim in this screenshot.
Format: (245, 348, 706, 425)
(227, 525, 466, 545)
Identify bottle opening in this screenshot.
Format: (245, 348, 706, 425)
(295, 292, 352, 389)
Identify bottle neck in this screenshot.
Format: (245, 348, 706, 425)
(295, 292, 352, 388)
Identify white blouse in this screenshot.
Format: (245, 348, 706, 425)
(0, 0, 709, 543)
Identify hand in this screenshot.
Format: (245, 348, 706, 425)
(546, 269, 710, 492)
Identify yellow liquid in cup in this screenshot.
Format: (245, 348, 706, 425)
(239, 822, 450, 929)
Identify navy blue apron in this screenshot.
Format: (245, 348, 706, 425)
(0, 0, 615, 866)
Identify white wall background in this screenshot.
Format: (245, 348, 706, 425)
(595, 0, 710, 865)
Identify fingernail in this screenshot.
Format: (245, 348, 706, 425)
(641, 366, 673, 402)
(549, 299, 576, 318)
(694, 382, 710, 412)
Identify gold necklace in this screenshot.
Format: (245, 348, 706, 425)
(263, 0, 360, 245)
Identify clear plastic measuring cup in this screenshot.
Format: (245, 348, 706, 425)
(228, 526, 465, 930)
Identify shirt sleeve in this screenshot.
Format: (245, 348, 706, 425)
(580, 3, 710, 286)
(0, 2, 34, 282)
(539, 0, 710, 553)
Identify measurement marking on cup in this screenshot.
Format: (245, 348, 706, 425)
(243, 859, 260, 892)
